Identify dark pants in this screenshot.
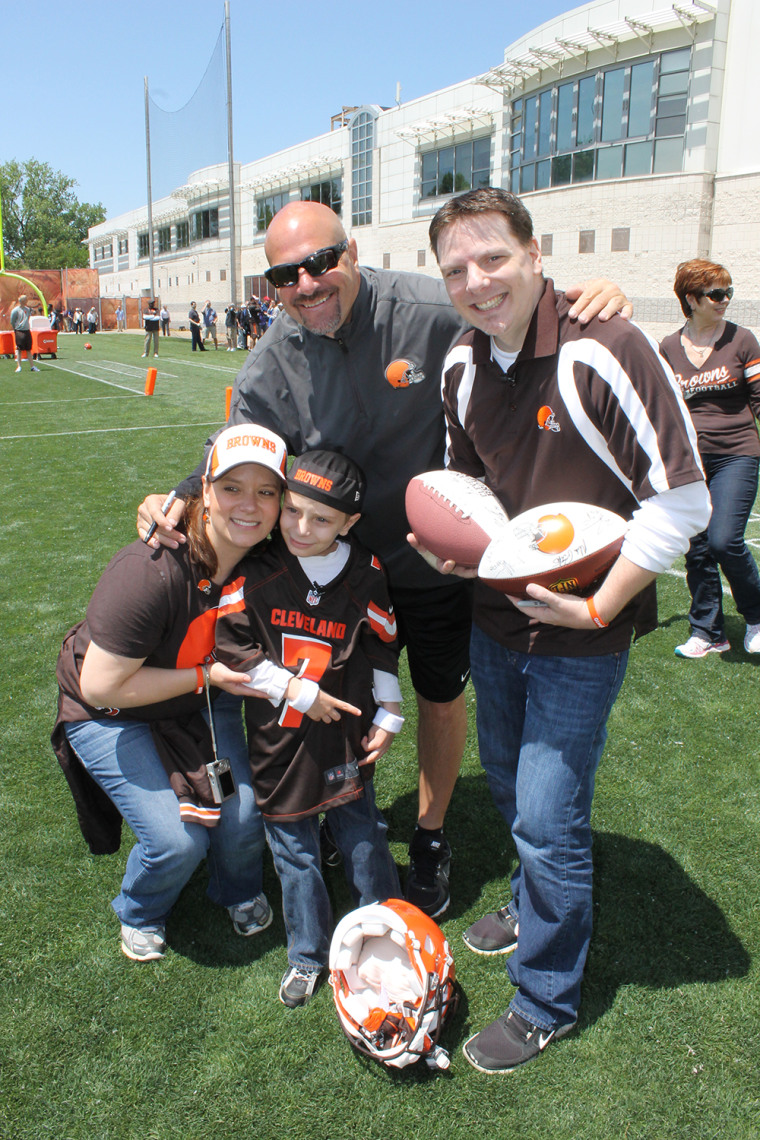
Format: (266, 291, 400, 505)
(190, 324, 205, 351)
(686, 453, 760, 641)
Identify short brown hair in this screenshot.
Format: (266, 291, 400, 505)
(429, 187, 534, 258)
(673, 259, 731, 318)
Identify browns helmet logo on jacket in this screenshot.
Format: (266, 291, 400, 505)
(385, 359, 426, 388)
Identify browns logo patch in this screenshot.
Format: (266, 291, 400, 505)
(537, 405, 560, 432)
(385, 359, 425, 388)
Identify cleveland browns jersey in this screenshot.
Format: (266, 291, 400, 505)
(214, 533, 399, 821)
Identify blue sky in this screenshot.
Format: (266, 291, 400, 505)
(6, 0, 577, 220)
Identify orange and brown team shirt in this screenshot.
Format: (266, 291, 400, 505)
(660, 322, 760, 458)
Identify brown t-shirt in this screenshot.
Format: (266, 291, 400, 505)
(659, 322, 760, 457)
(55, 540, 246, 725)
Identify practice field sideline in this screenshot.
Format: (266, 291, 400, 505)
(2, 334, 759, 1140)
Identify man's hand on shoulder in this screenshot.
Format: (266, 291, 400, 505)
(137, 494, 187, 549)
(566, 279, 633, 324)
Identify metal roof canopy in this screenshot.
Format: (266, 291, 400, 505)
(171, 180, 227, 202)
(477, 1, 717, 95)
(242, 155, 344, 193)
(395, 106, 495, 144)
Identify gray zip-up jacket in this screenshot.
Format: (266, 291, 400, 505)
(180, 266, 467, 590)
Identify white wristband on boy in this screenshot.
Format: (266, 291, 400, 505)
(239, 659, 293, 705)
(371, 707, 405, 734)
(288, 677, 320, 713)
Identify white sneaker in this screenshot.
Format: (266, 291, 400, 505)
(120, 923, 166, 961)
(744, 622, 760, 653)
(15, 365, 21, 373)
(674, 635, 730, 658)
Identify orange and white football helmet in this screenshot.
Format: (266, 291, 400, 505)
(328, 898, 458, 1070)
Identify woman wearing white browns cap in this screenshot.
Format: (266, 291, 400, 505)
(660, 259, 760, 659)
(52, 425, 288, 961)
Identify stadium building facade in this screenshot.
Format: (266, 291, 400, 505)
(87, 0, 759, 338)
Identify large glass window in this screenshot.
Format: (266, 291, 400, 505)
(138, 232, 149, 259)
(351, 111, 375, 226)
(537, 91, 552, 157)
(628, 61, 655, 136)
(176, 221, 189, 248)
(420, 135, 491, 199)
(509, 48, 689, 190)
(556, 83, 574, 151)
(256, 192, 287, 233)
(300, 178, 342, 216)
(601, 68, 625, 142)
(156, 226, 171, 254)
(576, 77, 596, 147)
(191, 207, 219, 241)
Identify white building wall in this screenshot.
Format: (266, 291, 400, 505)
(87, 0, 758, 338)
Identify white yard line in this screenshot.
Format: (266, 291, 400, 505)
(178, 356, 240, 374)
(43, 360, 143, 393)
(3, 422, 221, 441)
(98, 359, 180, 378)
(3, 395, 140, 405)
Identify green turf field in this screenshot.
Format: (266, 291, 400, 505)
(2, 331, 759, 1139)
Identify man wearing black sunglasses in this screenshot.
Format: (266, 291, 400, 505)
(138, 200, 631, 918)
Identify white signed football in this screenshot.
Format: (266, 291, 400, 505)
(405, 470, 511, 568)
(478, 502, 627, 597)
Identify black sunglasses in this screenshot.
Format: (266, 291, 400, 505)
(700, 287, 734, 303)
(264, 240, 348, 289)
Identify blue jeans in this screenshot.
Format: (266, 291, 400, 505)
(64, 694, 265, 930)
(470, 624, 628, 1031)
(685, 453, 760, 641)
(264, 783, 400, 970)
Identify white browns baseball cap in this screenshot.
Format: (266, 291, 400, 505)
(205, 424, 288, 483)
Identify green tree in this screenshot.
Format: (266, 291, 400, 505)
(0, 158, 106, 269)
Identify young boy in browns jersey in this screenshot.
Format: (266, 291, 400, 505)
(211, 450, 403, 1008)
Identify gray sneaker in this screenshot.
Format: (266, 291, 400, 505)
(120, 923, 166, 961)
(463, 907, 518, 955)
(279, 965, 324, 1008)
(228, 893, 273, 936)
(463, 1009, 576, 1074)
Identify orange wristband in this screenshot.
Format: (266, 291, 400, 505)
(194, 665, 205, 694)
(586, 596, 609, 628)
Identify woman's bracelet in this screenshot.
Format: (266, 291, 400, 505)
(586, 595, 609, 629)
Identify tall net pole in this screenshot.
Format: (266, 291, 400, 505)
(225, 1, 237, 306)
(144, 77, 156, 300)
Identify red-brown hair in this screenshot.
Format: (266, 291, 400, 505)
(673, 259, 732, 318)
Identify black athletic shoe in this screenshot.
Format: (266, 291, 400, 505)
(463, 1009, 576, 1074)
(462, 907, 518, 955)
(405, 830, 451, 918)
(319, 817, 342, 867)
